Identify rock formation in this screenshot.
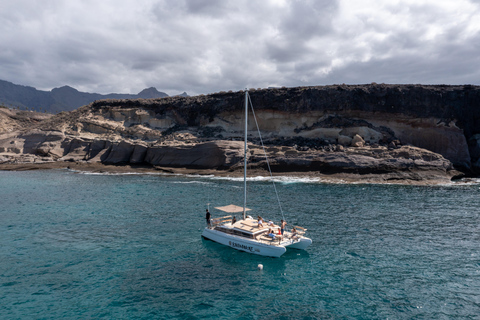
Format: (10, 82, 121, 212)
(2, 83, 479, 183)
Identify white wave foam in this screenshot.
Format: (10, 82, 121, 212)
(65, 168, 480, 186)
(450, 178, 480, 186)
(67, 168, 172, 177)
(170, 180, 213, 185)
(209, 175, 327, 184)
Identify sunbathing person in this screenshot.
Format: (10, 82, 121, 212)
(291, 227, 299, 240)
(267, 228, 276, 240)
(257, 216, 264, 228)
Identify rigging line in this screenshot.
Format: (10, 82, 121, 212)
(247, 94, 286, 222)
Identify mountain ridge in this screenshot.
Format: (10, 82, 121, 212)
(0, 79, 173, 113)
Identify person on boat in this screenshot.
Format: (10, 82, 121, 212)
(232, 216, 236, 224)
(291, 227, 298, 239)
(206, 209, 211, 227)
(267, 228, 276, 240)
(267, 220, 274, 226)
(280, 219, 287, 235)
(257, 216, 264, 228)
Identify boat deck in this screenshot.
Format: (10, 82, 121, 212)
(233, 218, 280, 234)
(208, 216, 307, 247)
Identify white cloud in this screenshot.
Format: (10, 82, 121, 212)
(0, 0, 479, 95)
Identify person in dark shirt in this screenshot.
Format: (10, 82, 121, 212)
(206, 209, 211, 226)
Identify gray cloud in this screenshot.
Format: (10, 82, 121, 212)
(1, 0, 479, 96)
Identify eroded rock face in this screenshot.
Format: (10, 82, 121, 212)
(1, 84, 479, 180)
(144, 141, 243, 168)
(75, 85, 476, 169)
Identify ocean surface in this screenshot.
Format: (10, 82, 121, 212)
(1, 169, 480, 319)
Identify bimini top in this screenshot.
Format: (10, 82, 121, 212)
(215, 204, 251, 213)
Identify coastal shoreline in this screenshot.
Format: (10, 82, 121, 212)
(0, 161, 467, 186)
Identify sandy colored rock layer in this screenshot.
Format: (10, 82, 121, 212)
(2, 84, 479, 183)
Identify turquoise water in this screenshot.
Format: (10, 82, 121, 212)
(1, 170, 480, 319)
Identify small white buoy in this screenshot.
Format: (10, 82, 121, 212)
(257, 264, 263, 270)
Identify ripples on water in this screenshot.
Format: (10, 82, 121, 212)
(1, 170, 480, 319)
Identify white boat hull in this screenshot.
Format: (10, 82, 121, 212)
(202, 227, 287, 258)
(285, 237, 312, 250)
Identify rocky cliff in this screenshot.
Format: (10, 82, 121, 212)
(1, 84, 479, 183)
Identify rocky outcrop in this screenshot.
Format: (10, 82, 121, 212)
(78, 84, 479, 170)
(351, 134, 365, 147)
(144, 141, 243, 168)
(1, 84, 480, 182)
(0, 129, 458, 182)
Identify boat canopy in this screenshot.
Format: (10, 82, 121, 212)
(215, 204, 251, 213)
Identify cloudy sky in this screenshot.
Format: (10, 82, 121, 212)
(1, 0, 480, 96)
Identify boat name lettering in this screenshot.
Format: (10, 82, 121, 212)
(229, 241, 255, 252)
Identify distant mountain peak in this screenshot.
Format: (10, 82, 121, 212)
(51, 85, 79, 93)
(137, 87, 168, 99)
(138, 87, 159, 94)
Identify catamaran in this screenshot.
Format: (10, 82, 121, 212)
(201, 90, 312, 257)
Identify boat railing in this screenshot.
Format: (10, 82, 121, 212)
(211, 215, 233, 227)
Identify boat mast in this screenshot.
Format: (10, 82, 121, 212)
(243, 89, 248, 220)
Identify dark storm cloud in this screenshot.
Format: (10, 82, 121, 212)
(0, 0, 479, 95)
